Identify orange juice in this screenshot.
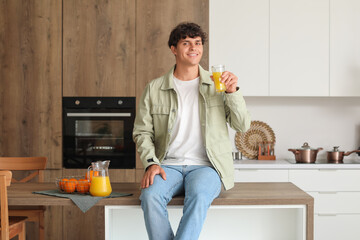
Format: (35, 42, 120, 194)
(212, 72, 226, 92)
(89, 176, 112, 197)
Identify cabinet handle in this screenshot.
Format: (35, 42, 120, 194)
(67, 113, 131, 117)
(318, 191, 337, 194)
(317, 213, 337, 217)
(318, 169, 337, 172)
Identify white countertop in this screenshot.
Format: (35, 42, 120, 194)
(233, 159, 360, 169)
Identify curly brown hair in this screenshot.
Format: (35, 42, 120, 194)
(168, 22, 207, 48)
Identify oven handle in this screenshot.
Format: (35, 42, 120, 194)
(66, 113, 131, 117)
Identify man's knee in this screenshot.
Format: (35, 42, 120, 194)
(140, 189, 166, 208)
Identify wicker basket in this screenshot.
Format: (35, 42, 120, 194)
(235, 121, 276, 159)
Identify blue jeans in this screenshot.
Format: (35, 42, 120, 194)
(140, 165, 222, 240)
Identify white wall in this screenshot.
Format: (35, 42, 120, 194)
(229, 97, 360, 161)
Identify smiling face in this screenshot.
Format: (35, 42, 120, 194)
(170, 36, 203, 68)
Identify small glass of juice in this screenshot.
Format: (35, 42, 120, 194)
(211, 65, 226, 92)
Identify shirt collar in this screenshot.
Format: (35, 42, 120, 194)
(161, 65, 211, 90)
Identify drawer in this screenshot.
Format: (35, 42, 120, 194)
(289, 169, 360, 191)
(308, 191, 360, 214)
(315, 214, 360, 240)
(234, 169, 288, 182)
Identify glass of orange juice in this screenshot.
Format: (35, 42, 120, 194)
(211, 65, 226, 92)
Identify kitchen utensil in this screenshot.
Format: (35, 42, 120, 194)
(232, 152, 242, 160)
(258, 141, 276, 160)
(327, 146, 360, 163)
(288, 142, 323, 163)
(235, 121, 276, 159)
(88, 160, 112, 197)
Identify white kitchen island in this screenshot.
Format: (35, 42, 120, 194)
(104, 182, 313, 240)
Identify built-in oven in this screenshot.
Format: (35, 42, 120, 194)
(63, 97, 136, 169)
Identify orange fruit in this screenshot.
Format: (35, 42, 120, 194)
(76, 179, 90, 193)
(69, 178, 78, 187)
(64, 181, 76, 193)
(60, 178, 69, 191)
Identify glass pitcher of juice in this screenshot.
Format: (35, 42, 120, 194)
(88, 160, 112, 197)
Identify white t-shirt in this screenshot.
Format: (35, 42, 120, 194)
(162, 75, 212, 166)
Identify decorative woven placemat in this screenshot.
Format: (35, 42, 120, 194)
(235, 121, 276, 159)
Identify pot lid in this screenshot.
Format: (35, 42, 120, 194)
(332, 146, 340, 152)
(297, 142, 318, 150)
(327, 146, 344, 153)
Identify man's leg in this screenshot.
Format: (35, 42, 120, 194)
(140, 165, 184, 240)
(175, 166, 221, 240)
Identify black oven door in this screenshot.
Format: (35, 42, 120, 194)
(63, 109, 135, 169)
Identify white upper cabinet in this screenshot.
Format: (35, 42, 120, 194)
(330, 0, 360, 96)
(209, 0, 269, 96)
(269, 0, 330, 96)
(210, 0, 359, 97)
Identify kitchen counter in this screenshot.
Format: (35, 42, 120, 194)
(8, 182, 312, 207)
(233, 159, 360, 169)
(7, 182, 313, 240)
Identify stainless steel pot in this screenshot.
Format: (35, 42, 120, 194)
(327, 146, 360, 163)
(288, 142, 323, 163)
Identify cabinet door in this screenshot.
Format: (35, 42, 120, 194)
(289, 169, 360, 191)
(330, 0, 360, 96)
(315, 214, 360, 240)
(234, 169, 288, 182)
(270, 0, 329, 96)
(0, 0, 62, 169)
(308, 191, 360, 214)
(209, 0, 269, 96)
(63, 0, 136, 97)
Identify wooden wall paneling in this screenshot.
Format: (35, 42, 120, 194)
(0, 1, 62, 167)
(45, 206, 63, 240)
(135, 0, 209, 173)
(63, 169, 135, 183)
(136, 168, 144, 183)
(63, 206, 104, 240)
(63, 0, 136, 97)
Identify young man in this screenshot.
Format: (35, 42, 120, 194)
(133, 22, 251, 240)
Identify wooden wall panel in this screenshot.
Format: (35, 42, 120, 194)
(63, 169, 135, 183)
(0, 1, 62, 240)
(0, 0, 62, 169)
(135, 0, 209, 172)
(63, 206, 104, 240)
(63, 0, 136, 97)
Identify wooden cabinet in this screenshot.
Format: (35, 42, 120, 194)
(330, 0, 360, 96)
(63, 0, 136, 97)
(0, 1, 62, 240)
(136, 0, 209, 100)
(0, 0, 62, 169)
(209, 0, 269, 96)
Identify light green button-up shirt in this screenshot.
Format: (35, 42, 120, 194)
(133, 65, 251, 190)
